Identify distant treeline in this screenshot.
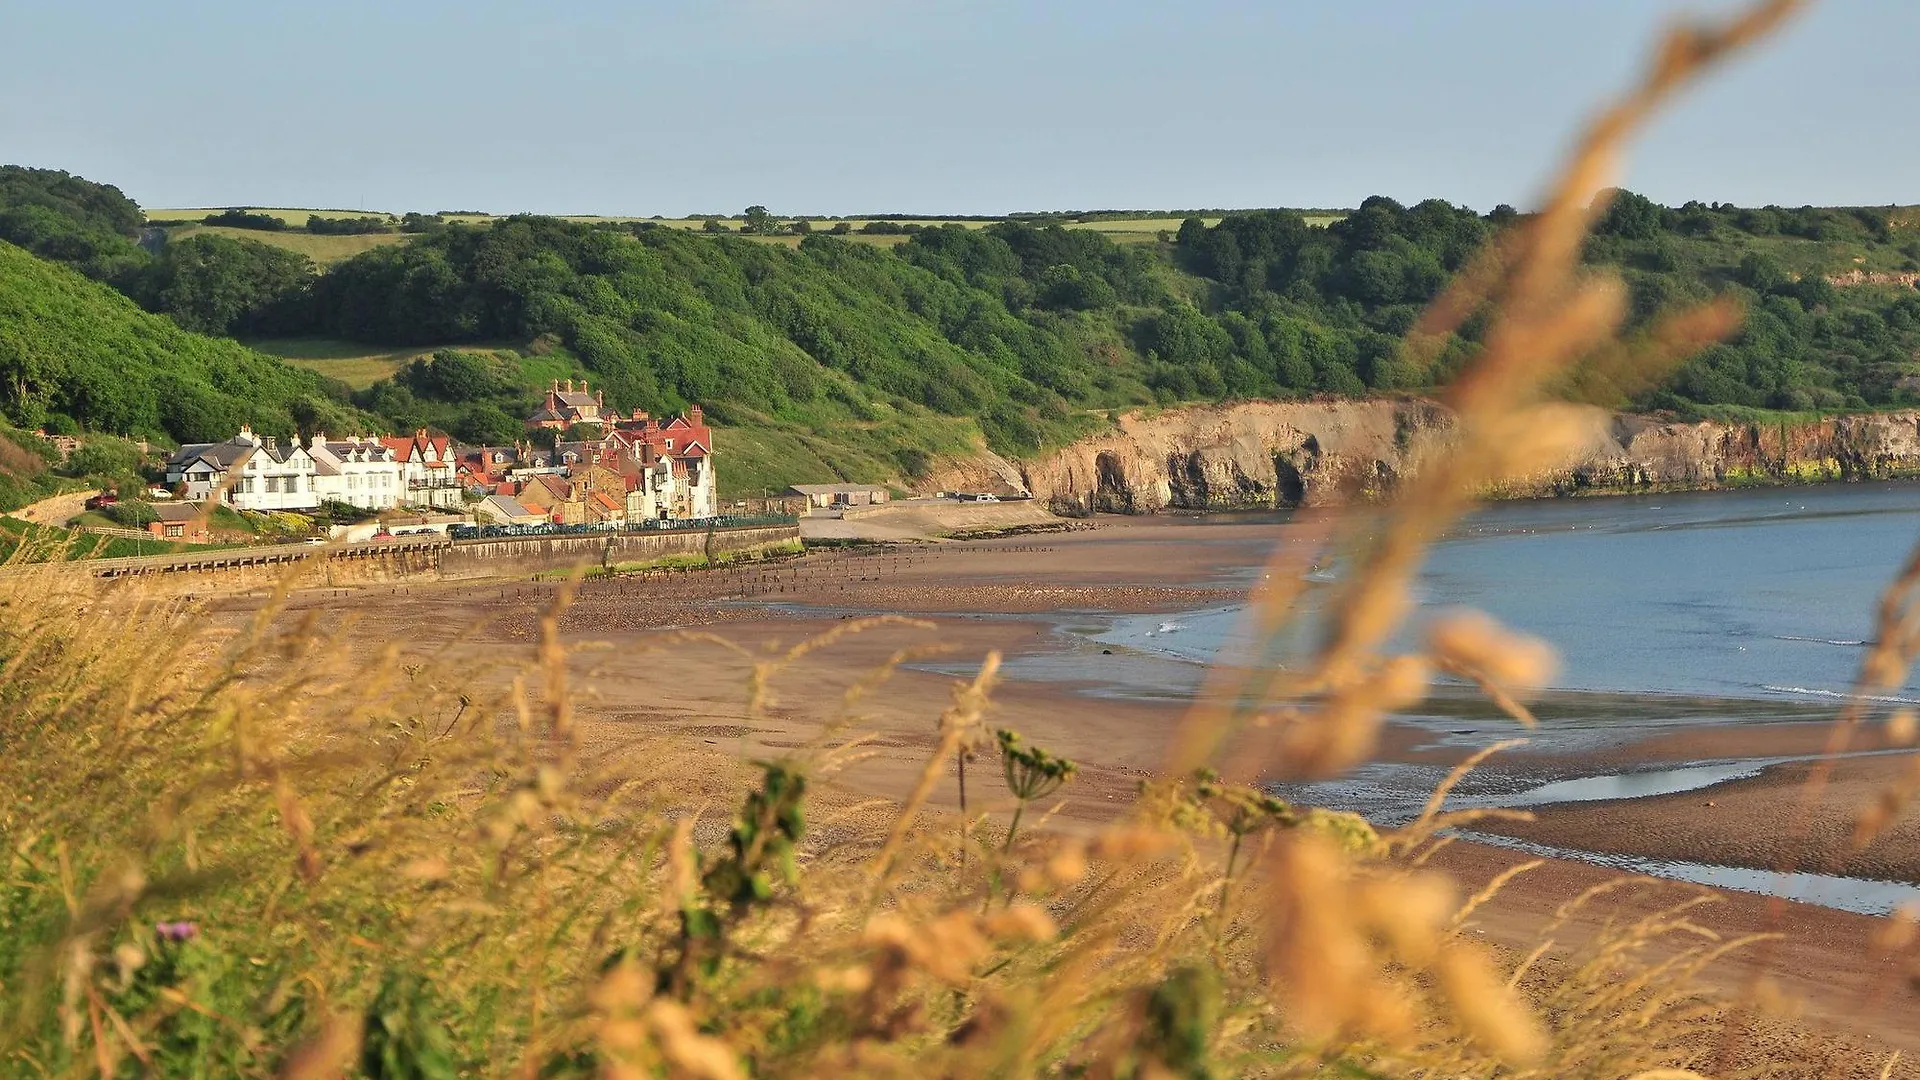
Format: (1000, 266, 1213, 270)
(11, 162, 1920, 458)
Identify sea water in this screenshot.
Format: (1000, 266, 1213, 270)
(1083, 483, 1920, 912)
(1096, 482, 1920, 704)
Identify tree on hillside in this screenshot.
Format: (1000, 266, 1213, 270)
(0, 167, 149, 285)
(742, 206, 778, 235)
(0, 242, 362, 443)
(145, 233, 315, 336)
(1594, 189, 1666, 240)
(1736, 252, 1787, 293)
(789, 218, 812, 235)
(202, 209, 289, 232)
(0, 166, 143, 237)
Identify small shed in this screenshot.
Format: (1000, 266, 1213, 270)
(476, 494, 545, 525)
(147, 502, 209, 544)
(787, 483, 891, 509)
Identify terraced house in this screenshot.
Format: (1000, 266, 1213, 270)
(166, 427, 426, 512)
(469, 402, 720, 523)
(308, 434, 404, 510)
(165, 426, 320, 512)
(380, 429, 462, 509)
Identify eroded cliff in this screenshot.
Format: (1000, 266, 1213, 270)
(925, 401, 1920, 514)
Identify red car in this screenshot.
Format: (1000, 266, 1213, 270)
(84, 493, 119, 511)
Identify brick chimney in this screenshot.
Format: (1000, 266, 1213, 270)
(688, 404, 703, 426)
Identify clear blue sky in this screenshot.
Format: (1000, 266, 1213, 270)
(1, 1, 1907, 216)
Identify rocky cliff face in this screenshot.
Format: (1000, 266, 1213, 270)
(925, 401, 1920, 514)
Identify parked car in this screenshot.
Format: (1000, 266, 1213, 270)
(84, 493, 118, 511)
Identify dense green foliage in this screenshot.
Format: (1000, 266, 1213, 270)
(0, 169, 327, 338)
(0, 425, 73, 513)
(144, 233, 315, 336)
(14, 160, 1920, 492)
(1174, 193, 1920, 412)
(201, 208, 288, 231)
(0, 166, 149, 287)
(1584, 193, 1920, 411)
(308, 217, 1133, 454)
(0, 241, 362, 443)
(308, 214, 396, 235)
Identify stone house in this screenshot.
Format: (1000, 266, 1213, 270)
(527, 380, 606, 430)
(569, 464, 629, 524)
(514, 473, 577, 523)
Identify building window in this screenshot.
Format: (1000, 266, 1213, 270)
(165, 524, 184, 538)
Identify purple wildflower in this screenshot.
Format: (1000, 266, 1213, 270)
(154, 921, 198, 943)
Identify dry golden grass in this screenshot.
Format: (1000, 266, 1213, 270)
(0, 553, 1769, 1078)
(15, 3, 1915, 1078)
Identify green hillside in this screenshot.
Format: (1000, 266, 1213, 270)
(17, 163, 1920, 497)
(0, 241, 363, 442)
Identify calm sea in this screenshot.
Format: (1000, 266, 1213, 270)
(1096, 482, 1920, 704)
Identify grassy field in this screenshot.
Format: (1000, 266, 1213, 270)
(146, 207, 395, 225)
(162, 223, 409, 264)
(142, 208, 1345, 254)
(243, 337, 511, 389)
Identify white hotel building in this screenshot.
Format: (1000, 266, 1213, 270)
(166, 427, 419, 512)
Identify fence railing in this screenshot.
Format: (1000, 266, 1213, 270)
(448, 514, 797, 542)
(77, 524, 155, 541)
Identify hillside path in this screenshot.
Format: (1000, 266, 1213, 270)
(11, 488, 98, 526)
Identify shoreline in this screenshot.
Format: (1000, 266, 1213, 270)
(225, 513, 1920, 1065)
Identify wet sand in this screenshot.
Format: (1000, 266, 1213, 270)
(1482, 750, 1920, 882)
(231, 514, 1920, 1066)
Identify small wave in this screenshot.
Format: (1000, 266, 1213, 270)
(1763, 685, 1920, 706)
(1773, 635, 1870, 647)
(1154, 621, 1185, 635)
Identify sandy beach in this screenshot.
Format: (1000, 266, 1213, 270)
(228, 514, 1920, 1071)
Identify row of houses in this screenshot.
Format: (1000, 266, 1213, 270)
(166, 428, 463, 512)
(163, 398, 718, 525)
(467, 407, 716, 525)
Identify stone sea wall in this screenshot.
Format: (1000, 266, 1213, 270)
(926, 400, 1920, 514)
(70, 524, 801, 595)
